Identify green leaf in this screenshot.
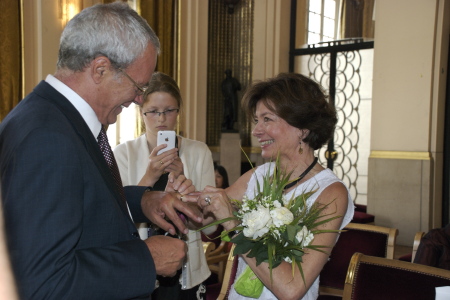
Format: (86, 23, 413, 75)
(286, 224, 298, 241)
(296, 260, 306, 286)
(268, 242, 275, 283)
(234, 243, 253, 254)
(195, 216, 238, 232)
(250, 242, 269, 265)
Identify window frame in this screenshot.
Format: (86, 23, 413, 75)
(306, 0, 341, 44)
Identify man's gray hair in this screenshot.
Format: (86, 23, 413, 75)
(57, 2, 160, 71)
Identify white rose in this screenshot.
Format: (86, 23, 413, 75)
(242, 205, 272, 239)
(270, 207, 294, 227)
(296, 226, 314, 247)
(273, 200, 282, 208)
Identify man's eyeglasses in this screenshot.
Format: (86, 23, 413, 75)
(143, 109, 180, 118)
(119, 68, 148, 96)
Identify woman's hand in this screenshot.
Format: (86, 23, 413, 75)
(138, 144, 183, 187)
(166, 174, 196, 195)
(183, 186, 239, 231)
(164, 156, 183, 179)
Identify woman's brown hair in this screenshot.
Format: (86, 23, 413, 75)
(241, 72, 337, 150)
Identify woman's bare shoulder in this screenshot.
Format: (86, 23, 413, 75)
(316, 180, 349, 214)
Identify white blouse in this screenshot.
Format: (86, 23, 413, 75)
(113, 134, 215, 289)
(228, 163, 355, 300)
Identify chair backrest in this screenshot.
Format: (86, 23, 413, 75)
(203, 240, 231, 284)
(203, 241, 216, 256)
(217, 244, 239, 300)
(411, 231, 425, 262)
(343, 252, 450, 300)
(319, 223, 398, 296)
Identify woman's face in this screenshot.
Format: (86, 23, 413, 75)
(252, 101, 301, 160)
(215, 170, 224, 188)
(142, 91, 179, 138)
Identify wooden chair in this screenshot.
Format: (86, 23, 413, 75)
(203, 241, 216, 256)
(203, 240, 231, 284)
(343, 252, 450, 300)
(398, 231, 425, 262)
(351, 204, 375, 224)
(217, 244, 238, 300)
(318, 223, 398, 298)
(205, 244, 238, 300)
(412, 231, 425, 261)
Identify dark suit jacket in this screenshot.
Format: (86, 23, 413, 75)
(414, 224, 450, 271)
(0, 81, 156, 299)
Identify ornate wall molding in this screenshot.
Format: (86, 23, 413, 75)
(370, 151, 431, 161)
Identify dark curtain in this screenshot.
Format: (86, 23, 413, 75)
(340, 0, 375, 39)
(102, 0, 176, 77)
(140, 0, 176, 78)
(0, 0, 22, 121)
(102, 0, 177, 136)
(139, 0, 176, 136)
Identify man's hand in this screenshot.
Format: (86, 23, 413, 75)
(145, 235, 187, 277)
(141, 191, 203, 236)
(181, 187, 239, 231)
(184, 202, 204, 230)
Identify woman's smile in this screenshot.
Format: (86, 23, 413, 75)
(260, 139, 274, 147)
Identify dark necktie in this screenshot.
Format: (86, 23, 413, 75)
(97, 127, 126, 204)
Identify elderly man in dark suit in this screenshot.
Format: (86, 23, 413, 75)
(0, 3, 201, 299)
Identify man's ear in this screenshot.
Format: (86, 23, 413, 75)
(91, 56, 111, 84)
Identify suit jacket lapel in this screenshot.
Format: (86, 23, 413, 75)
(33, 81, 131, 216)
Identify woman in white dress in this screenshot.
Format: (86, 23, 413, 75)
(187, 73, 354, 300)
(114, 72, 214, 300)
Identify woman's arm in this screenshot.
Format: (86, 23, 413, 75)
(242, 182, 349, 300)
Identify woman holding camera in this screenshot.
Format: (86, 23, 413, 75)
(114, 72, 215, 300)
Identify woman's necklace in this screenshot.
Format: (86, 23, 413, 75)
(283, 157, 318, 190)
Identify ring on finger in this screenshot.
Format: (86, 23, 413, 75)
(159, 160, 163, 165)
(204, 196, 211, 206)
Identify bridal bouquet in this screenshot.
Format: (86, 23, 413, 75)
(205, 157, 341, 298)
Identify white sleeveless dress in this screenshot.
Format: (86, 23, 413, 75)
(228, 163, 355, 300)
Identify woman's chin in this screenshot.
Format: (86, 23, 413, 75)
(261, 149, 276, 160)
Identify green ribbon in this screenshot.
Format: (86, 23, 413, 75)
(234, 265, 264, 298)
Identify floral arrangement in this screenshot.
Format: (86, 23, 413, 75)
(204, 156, 341, 298)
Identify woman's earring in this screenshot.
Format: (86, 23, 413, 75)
(298, 140, 303, 155)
